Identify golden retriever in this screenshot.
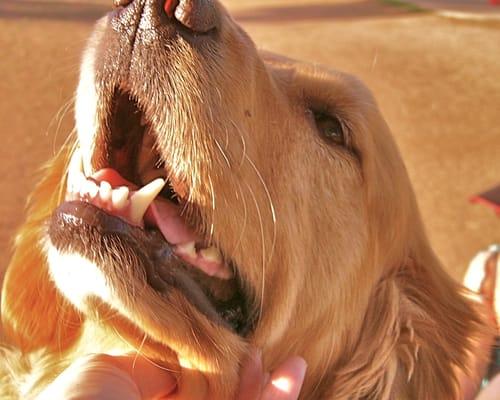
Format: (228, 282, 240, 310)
(0, 0, 491, 398)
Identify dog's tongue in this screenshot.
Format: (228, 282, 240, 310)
(70, 168, 232, 280)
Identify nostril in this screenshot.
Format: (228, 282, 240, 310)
(113, 0, 133, 7)
(167, 0, 218, 34)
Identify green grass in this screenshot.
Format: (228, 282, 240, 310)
(379, 0, 428, 13)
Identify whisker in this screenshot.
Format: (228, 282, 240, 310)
(244, 180, 266, 320)
(213, 138, 231, 169)
(244, 155, 277, 266)
(112, 327, 178, 374)
(132, 333, 148, 371)
(207, 175, 216, 243)
(213, 137, 251, 260)
(229, 119, 247, 168)
(231, 179, 248, 256)
(50, 95, 76, 154)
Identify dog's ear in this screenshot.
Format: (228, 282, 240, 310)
(386, 242, 492, 399)
(1, 144, 83, 352)
(329, 239, 491, 400)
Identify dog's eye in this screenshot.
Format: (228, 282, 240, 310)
(312, 111, 345, 145)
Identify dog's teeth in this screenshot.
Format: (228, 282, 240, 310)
(99, 181, 112, 203)
(66, 191, 76, 201)
(129, 178, 166, 225)
(176, 242, 197, 259)
(199, 247, 223, 264)
(82, 180, 99, 199)
(69, 172, 86, 195)
(140, 114, 148, 127)
(112, 186, 130, 211)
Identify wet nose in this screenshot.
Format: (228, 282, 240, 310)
(113, 0, 218, 34)
(170, 0, 218, 33)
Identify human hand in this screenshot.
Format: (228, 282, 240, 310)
(36, 350, 307, 400)
(237, 350, 307, 400)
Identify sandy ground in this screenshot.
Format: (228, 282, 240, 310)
(1, 0, 499, 282)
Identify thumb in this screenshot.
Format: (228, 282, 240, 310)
(102, 354, 179, 399)
(37, 354, 178, 400)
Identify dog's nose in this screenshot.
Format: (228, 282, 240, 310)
(113, 0, 218, 34)
(170, 0, 218, 33)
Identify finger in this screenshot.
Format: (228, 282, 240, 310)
(105, 355, 178, 400)
(168, 357, 209, 400)
(237, 349, 265, 400)
(37, 355, 142, 400)
(261, 357, 307, 400)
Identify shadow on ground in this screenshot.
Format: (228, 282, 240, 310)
(0, 0, 108, 22)
(0, 0, 418, 23)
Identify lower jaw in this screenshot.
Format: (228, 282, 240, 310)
(48, 199, 253, 334)
(47, 242, 211, 370)
(46, 235, 246, 400)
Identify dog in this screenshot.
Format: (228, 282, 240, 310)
(0, 0, 491, 398)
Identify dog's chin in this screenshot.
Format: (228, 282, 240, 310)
(46, 200, 255, 342)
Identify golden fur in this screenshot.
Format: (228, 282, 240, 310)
(0, 1, 491, 398)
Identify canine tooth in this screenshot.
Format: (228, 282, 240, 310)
(176, 242, 197, 259)
(129, 178, 166, 225)
(99, 181, 112, 202)
(111, 186, 130, 210)
(199, 247, 223, 264)
(140, 114, 148, 126)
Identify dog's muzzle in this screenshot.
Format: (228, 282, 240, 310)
(110, 0, 219, 36)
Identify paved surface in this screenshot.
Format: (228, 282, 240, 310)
(408, 0, 500, 20)
(1, 0, 500, 283)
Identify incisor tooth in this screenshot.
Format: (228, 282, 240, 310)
(112, 186, 129, 210)
(70, 172, 86, 195)
(99, 181, 112, 202)
(199, 247, 223, 264)
(82, 180, 98, 199)
(129, 178, 166, 225)
(176, 242, 197, 259)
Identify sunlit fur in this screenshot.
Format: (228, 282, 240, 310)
(0, 1, 492, 398)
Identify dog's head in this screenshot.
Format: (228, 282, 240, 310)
(2, 1, 487, 398)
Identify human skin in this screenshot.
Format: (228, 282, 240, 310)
(37, 350, 307, 400)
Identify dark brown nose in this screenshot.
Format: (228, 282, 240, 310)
(114, 0, 218, 34)
(171, 0, 218, 33)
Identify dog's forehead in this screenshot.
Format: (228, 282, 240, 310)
(261, 50, 371, 107)
(260, 51, 309, 85)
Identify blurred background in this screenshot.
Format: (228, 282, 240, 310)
(0, 0, 499, 282)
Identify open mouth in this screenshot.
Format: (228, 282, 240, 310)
(50, 89, 255, 336)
